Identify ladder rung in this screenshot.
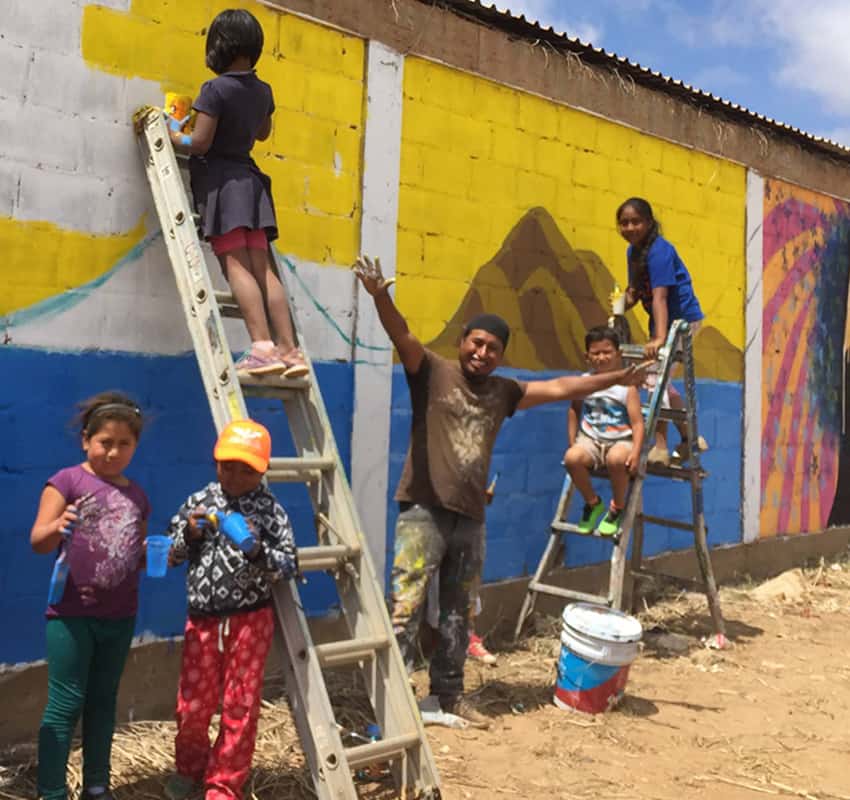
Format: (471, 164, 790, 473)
(646, 463, 707, 480)
(344, 732, 421, 769)
(642, 406, 688, 424)
(214, 290, 241, 319)
(528, 581, 609, 605)
(240, 375, 311, 395)
(631, 567, 705, 591)
(298, 544, 360, 572)
(550, 521, 620, 542)
(266, 456, 335, 482)
(315, 635, 391, 669)
(639, 513, 696, 531)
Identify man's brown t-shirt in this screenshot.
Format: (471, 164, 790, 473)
(394, 349, 525, 522)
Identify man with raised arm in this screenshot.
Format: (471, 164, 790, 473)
(353, 255, 646, 729)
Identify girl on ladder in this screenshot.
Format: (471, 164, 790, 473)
(616, 197, 708, 466)
(169, 8, 308, 379)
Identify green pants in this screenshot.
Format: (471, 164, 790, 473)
(38, 616, 135, 800)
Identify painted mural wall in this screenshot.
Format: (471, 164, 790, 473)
(9, 0, 834, 670)
(759, 179, 850, 536)
(389, 57, 746, 579)
(1, 0, 367, 665)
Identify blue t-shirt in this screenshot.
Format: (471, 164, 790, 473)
(627, 236, 704, 334)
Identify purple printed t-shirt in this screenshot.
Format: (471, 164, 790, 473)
(45, 464, 150, 619)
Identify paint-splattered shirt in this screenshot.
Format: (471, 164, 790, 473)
(395, 350, 524, 522)
(45, 465, 150, 619)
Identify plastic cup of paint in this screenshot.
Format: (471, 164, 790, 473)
(218, 512, 256, 553)
(146, 535, 171, 578)
(611, 294, 626, 316)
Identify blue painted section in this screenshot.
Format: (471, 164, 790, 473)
(0, 347, 351, 665)
(387, 364, 742, 585)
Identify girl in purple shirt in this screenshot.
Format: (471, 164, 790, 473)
(168, 9, 309, 380)
(30, 393, 149, 800)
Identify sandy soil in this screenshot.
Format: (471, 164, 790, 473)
(3, 560, 850, 800)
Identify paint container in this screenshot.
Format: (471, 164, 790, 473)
(553, 602, 642, 714)
(163, 92, 196, 132)
(145, 535, 172, 578)
(205, 511, 256, 553)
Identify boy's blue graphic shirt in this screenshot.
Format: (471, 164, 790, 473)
(580, 383, 632, 442)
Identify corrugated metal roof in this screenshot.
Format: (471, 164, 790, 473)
(425, 0, 850, 160)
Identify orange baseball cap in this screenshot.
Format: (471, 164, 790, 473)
(214, 420, 271, 473)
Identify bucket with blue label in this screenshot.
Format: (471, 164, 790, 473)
(554, 602, 643, 714)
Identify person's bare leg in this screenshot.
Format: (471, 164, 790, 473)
(564, 446, 599, 505)
(605, 444, 631, 509)
(247, 247, 300, 359)
(219, 248, 273, 343)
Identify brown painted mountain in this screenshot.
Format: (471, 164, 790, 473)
(424, 207, 742, 382)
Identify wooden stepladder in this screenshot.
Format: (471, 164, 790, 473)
(514, 320, 726, 646)
(134, 107, 441, 799)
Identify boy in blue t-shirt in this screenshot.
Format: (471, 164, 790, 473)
(564, 327, 645, 536)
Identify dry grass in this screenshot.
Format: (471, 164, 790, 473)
(3, 553, 850, 799)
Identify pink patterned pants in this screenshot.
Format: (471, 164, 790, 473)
(174, 606, 274, 800)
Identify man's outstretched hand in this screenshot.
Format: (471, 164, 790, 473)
(352, 255, 396, 296)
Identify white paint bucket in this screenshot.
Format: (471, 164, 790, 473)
(554, 602, 643, 714)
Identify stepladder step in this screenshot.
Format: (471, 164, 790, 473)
(528, 580, 610, 606)
(315, 635, 391, 669)
(550, 520, 621, 542)
(266, 455, 336, 482)
(344, 732, 422, 769)
(297, 544, 361, 573)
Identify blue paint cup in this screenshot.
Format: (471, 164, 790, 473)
(218, 512, 256, 553)
(146, 535, 171, 578)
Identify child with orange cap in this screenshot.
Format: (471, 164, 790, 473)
(163, 420, 297, 800)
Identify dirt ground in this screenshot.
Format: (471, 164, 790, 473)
(3, 558, 850, 800)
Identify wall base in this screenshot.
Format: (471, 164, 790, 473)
(3, 527, 848, 749)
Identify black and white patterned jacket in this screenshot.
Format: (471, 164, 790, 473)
(168, 481, 298, 616)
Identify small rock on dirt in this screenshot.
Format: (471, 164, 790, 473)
(750, 568, 807, 602)
(645, 631, 693, 654)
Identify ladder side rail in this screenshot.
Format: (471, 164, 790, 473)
(608, 322, 682, 608)
(273, 263, 440, 789)
(680, 324, 726, 638)
(271, 582, 359, 800)
(137, 110, 246, 428)
(513, 472, 576, 639)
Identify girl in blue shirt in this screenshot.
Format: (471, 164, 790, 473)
(616, 197, 707, 466)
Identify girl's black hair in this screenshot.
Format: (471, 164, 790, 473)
(76, 391, 144, 440)
(617, 196, 661, 295)
(205, 9, 265, 74)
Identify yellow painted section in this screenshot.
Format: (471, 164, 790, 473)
(397, 58, 746, 378)
(0, 216, 146, 316)
(82, 0, 364, 266)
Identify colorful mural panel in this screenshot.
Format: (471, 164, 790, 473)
(761, 179, 850, 536)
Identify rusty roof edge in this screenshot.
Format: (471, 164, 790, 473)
(424, 0, 850, 164)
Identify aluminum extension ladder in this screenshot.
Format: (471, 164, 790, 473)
(513, 319, 726, 646)
(134, 107, 441, 800)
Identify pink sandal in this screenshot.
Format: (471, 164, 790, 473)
(279, 348, 309, 379)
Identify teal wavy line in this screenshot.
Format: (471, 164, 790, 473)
(277, 251, 392, 353)
(3, 231, 163, 328)
(3, 233, 392, 356)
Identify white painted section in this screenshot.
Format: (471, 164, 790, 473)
(351, 42, 405, 585)
(9, 235, 358, 361)
(743, 170, 764, 544)
(0, 2, 160, 235)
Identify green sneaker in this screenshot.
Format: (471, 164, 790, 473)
(597, 507, 622, 537)
(164, 773, 196, 800)
(577, 499, 605, 533)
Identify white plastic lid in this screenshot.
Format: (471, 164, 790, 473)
(562, 602, 643, 643)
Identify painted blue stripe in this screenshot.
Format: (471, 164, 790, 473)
(556, 650, 622, 691)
